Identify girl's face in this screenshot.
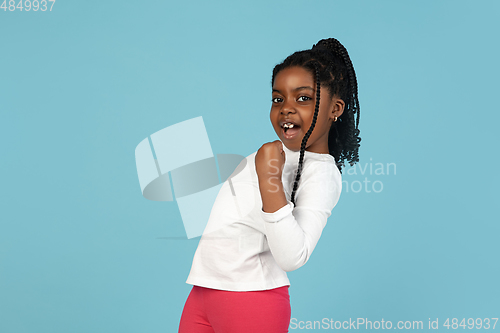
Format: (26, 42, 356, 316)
(270, 66, 344, 153)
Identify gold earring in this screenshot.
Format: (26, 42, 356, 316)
(333, 116, 338, 122)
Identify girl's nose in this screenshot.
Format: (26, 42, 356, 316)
(281, 102, 296, 115)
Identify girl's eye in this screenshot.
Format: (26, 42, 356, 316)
(298, 96, 312, 102)
(272, 97, 283, 103)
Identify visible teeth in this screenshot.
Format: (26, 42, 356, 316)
(283, 123, 294, 129)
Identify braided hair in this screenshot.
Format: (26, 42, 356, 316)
(271, 38, 361, 205)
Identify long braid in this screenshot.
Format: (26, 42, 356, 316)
(334, 42, 360, 166)
(322, 38, 361, 170)
(290, 63, 321, 205)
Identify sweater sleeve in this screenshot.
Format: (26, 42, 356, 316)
(261, 161, 341, 272)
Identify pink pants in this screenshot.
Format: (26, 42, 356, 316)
(178, 285, 291, 333)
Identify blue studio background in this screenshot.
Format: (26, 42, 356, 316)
(1, 0, 499, 332)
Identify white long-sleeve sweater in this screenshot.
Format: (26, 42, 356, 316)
(185, 142, 342, 291)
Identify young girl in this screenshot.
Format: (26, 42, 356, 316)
(178, 37, 361, 333)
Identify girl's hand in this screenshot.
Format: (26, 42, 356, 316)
(255, 140, 286, 181)
(255, 140, 288, 213)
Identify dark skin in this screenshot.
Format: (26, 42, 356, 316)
(255, 66, 345, 213)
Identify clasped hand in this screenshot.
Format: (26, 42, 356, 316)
(255, 140, 289, 213)
(255, 140, 286, 182)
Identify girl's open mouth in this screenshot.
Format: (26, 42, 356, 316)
(282, 122, 301, 140)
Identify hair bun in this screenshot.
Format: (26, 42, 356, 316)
(311, 38, 342, 57)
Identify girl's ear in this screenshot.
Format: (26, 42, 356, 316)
(330, 97, 345, 120)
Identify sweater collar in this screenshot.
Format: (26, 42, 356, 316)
(281, 140, 331, 159)
(280, 140, 336, 168)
